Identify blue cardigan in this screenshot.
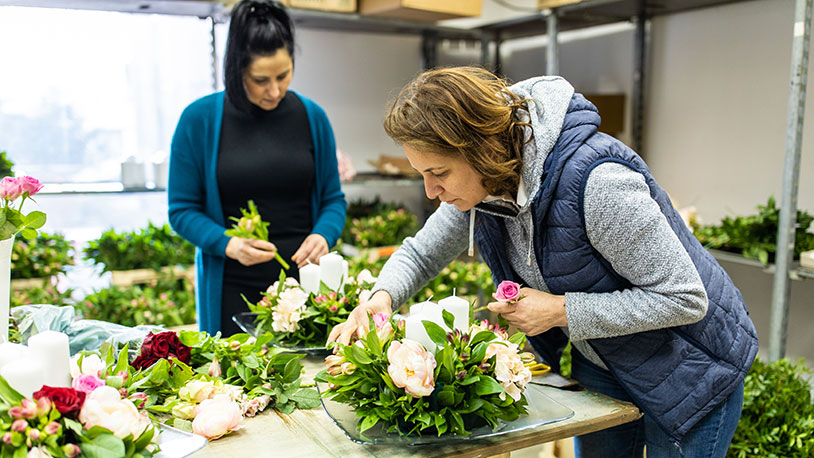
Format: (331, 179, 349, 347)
(167, 91, 346, 335)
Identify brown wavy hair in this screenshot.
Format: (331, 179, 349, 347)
(383, 66, 532, 197)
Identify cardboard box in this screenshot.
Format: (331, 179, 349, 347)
(583, 93, 625, 134)
(367, 155, 421, 178)
(359, 0, 481, 21)
(537, 0, 583, 9)
(284, 0, 356, 13)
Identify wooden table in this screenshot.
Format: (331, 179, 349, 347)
(191, 357, 640, 458)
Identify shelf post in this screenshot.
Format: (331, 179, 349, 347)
(631, 0, 648, 155)
(769, 0, 812, 361)
(209, 16, 218, 92)
(546, 10, 559, 75)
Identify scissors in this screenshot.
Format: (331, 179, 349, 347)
(525, 361, 551, 376)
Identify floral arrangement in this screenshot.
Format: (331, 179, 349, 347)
(75, 278, 195, 327)
(244, 270, 377, 347)
(11, 284, 75, 309)
(83, 222, 195, 272)
(315, 311, 533, 437)
(0, 175, 45, 240)
(0, 376, 157, 457)
(11, 232, 75, 279)
(224, 200, 289, 270)
(69, 329, 319, 441)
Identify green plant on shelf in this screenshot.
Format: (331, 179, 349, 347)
(341, 208, 418, 248)
(409, 260, 495, 307)
(727, 357, 814, 458)
(11, 231, 75, 279)
(693, 196, 814, 265)
(11, 284, 74, 308)
(0, 151, 13, 179)
(83, 222, 195, 272)
(76, 277, 196, 327)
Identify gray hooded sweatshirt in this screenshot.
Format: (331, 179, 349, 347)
(373, 76, 708, 369)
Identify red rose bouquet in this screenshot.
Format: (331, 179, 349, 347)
(131, 331, 192, 370)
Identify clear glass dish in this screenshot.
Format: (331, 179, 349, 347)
(155, 423, 208, 458)
(232, 312, 330, 356)
(316, 382, 574, 445)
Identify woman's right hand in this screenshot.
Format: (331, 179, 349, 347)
(328, 290, 392, 345)
(225, 237, 278, 266)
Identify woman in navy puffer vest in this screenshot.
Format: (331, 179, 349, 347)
(329, 67, 757, 458)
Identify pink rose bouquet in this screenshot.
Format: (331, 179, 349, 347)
(493, 280, 522, 304)
(317, 309, 530, 437)
(0, 175, 46, 240)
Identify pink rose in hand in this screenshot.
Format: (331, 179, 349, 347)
(18, 176, 44, 197)
(72, 374, 106, 394)
(0, 177, 23, 201)
(493, 281, 521, 303)
(387, 339, 437, 398)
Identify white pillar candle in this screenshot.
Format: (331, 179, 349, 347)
(27, 331, 71, 388)
(319, 252, 343, 291)
(0, 343, 29, 369)
(405, 302, 447, 353)
(299, 262, 320, 296)
(340, 260, 349, 290)
(438, 295, 470, 333)
(1, 359, 45, 398)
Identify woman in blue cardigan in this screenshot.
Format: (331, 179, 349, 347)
(168, 0, 346, 336)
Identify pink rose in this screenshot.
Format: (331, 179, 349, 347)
(72, 374, 106, 394)
(0, 177, 23, 201)
(192, 394, 243, 440)
(18, 176, 44, 197)
(79, 386, 152, 439)
(493, 281, 521, 303)
(386, 339, 437, 398)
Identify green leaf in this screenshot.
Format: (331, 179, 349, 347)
(508, 331, 526, 346)
(23, 211, 46, 229)
(474, 376, 504, 396)
(113, 344, 130, 376)
(437, 389, 455, 406)
(0, 375, 24, 404)
(291, 388, 321, 409)
(470, 330, 496, 347)
(422, 321, 448, 346)
(237, 364, 252, 383)
(19, 227, 37, 240)
(133, 427, 155, 451)
(442, 309, 455, 331)
(282, 358, 302, 383)
(80, 432, 126, 458)
(470, 341, 488, 363)
(347, 344, 373, 366)
(359, 414, 380, 433)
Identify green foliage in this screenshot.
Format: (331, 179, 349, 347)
(0, 151, 13, 178)
(341, 198, 419, 247)
(83, 222, 194, 271)
(559, 341, 572, 378)
(224, 200, 289, 270)
(727, 357, 814, 458)
(694, 196, 814, 265)
(76, 277, 196, 327)
(410, 260, 495, 307)
(11, 231, 74, 279)
(11, 284, 74, 308)
(316, 318, 531, 437)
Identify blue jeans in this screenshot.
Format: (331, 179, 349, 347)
(571, 350, 744, 458)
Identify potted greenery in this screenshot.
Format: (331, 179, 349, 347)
(10, 231, 74, 290)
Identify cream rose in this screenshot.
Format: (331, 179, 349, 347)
(79, 386, 152, 439)
(192, 394, 243, 440)
(485, 341, 531, 402)
(387, 339, 437, 398)
(179, 380, 217, 403)
(272, 288, 308, 333)
(70, 354, 105, 378)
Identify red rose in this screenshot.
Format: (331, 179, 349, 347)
(33, 386, 85, 419)
(130, 354, 160, 370)
(131, 331, 191, 369)
(173, 345, 191, 364)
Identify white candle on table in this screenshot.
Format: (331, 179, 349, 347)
(438, 294, 470, 333)
(319, 252, 343, 291)
(299, 262, 320, 296)
(340, 260, 349, 290)
(1, 359, 45, 398)
(28, 331, 71, 388)
(0, 343, 29, 369)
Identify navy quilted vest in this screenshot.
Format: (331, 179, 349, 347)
(473, 94, 758, 441)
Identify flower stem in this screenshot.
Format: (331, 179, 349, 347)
(275, 252, 290, 271)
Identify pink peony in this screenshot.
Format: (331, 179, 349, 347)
(18, 176, 44, 197)
(79, 386, 151, 439)
(493, 281, 521, 303)
(72, 374, 106, 394)
(386, 339, 437, 398)
(0, 177, 23, 201)
(192, 394, 243, 440)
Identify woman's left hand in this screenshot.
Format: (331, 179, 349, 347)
(291, 234, 329, 268)
(487, 288, 568, 336)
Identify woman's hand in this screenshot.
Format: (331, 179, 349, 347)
(291, 234, 329, 268)
(225, 237, 277, 266)
(487, 288, 568, 336)
(328, 290, 392, 345)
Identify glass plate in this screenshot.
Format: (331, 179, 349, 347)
(232, 312, 330, 356)
(155, 424, 208, 458)
(316, 382, 574, 445)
